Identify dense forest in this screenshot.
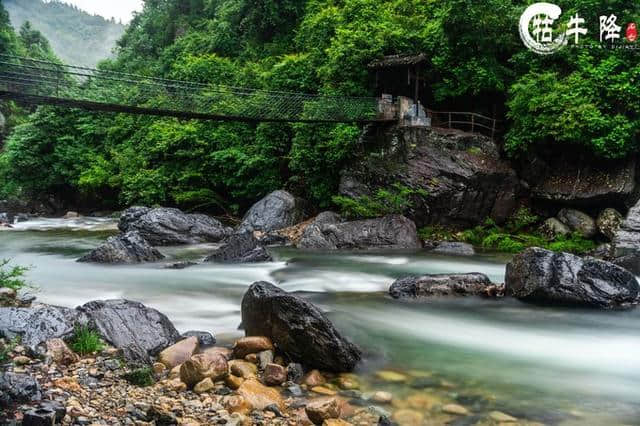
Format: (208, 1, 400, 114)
(0, 0, 638, 216)
(4, 0, 124, 67)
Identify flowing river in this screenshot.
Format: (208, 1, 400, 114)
(1, 218, 639, 425)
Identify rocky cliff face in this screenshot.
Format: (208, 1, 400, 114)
(339, 126, 521, 227)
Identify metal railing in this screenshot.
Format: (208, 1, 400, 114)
(427, 109, 501, 139)
(0, 55, 379, 123)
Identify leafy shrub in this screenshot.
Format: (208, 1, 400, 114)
(0, 259, 30, 291)
(124, 366, 155, 387)
(69, 325, 105, 355)
(0, 337, 20, 363)
(332, 183, 427, 219)
(418, 225, 457, 242)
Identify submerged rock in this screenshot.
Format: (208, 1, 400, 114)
(389, 273, 495, 299)
(557, 208, 597, 238)
(241, 281, 362, 372)
(0, 304, 81, 354)
(119, 206, 232, 245)
(181, 330, 216, 347)
(239, 190, 304, 233)
(205, 232, 272, 263)
(78, 299, 181, 364)
(505, 247, 639, 309)
(298, 215, 421, 250)
(77, 231, 165, 264)
(430, 242, 475, 256)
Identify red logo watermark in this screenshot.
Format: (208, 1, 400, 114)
(626, 23, 638, 42)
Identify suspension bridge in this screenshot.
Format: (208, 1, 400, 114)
(0, 55, 384, 124)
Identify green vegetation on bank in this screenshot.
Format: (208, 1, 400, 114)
(69, 325, 105, 355)
(0, 259, 30, 291)
(419, 208, 597, 254)
(333, 184, 427, 219)
(0, 0, 638, 214)
(123, 366, 155, 387)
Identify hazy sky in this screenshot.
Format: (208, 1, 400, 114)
(60, 0, 144, 23)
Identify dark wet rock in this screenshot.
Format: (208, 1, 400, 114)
(39, 400, 66, 422)
(14, 213, 30, 222)
(597, 208, 623, 240)
(0, 212, 10, 224)
(286, 363, 304, 384)
(164, 261, 198, 270)
(430, 242, 475, 256)
(78, 299, 181, 364)
(204, 232, 272, 263)
(77, 231, 165, 264)
(389, 273, 494, 299)
(339, 127, 520, 227)
(22, 407, 56, 426)
(298, 215, 420, 250)
(239, 190, 304, 233)
(119, 206, 232, 245)
(378, 415, 394, 426)
(505, 247, 639, 309)
(0, 372, 41, 407)
(524, 154, 636, 205)
(181, 331, 216, 347)
(557, 208, 597, 238)
(0, 304, 81, 354)
(241, 281, 362, 372)
(538, 218, 570, 239)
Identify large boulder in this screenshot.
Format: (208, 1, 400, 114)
(557, 208, 597, 238)
(297, 215, 420, 250)
(538, 218, 570, 239)
(523, 154, 636, 205)
(77, 231, 165, 264)
(239, 190, 304, 233)
(78, 300, 180, 364)
(339, 127, 520, 227)
(241, 282, 362, 372)
(0, 304, 81, 354)
(119, 207, 232, 245)
(204, 232, 272, 263)
(505, 247, 639, 309)
(389, 273, 494, 299)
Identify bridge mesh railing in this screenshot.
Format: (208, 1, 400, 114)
(0, 55, 379, 123)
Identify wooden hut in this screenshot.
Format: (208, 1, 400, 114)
(368, 53, 428, 105)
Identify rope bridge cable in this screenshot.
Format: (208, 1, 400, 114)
(0, 54, 383, 123)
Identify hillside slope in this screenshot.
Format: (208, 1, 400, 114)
(4, 0, 124, 67)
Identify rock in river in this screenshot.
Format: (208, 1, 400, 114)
(389, 273, 494, 299)
(298, 215, 421, 250)
(239, 190, 304, 233)
(205, 232, 272, 263)
(430, 242, 475, 256)
(241, 281, 362, 372)
(119, 206, 232, 245)
(0, 304, 81, 354)
(77, 231, 165, 264)
(78, 299, 181, 364)
(505, 247, 639, 309)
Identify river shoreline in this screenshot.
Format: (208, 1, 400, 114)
(2, 218, 640, 425)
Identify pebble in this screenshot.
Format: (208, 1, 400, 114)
(375, 371, 408, 383)
(371, 391, 393, 404)
(13, 355, 32, 365)
(442, 403, 469, 415)
(311, 386, 338, 396)
(489, 411, 518, 422)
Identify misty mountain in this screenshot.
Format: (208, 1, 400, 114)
(4, 0, 125, 67)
